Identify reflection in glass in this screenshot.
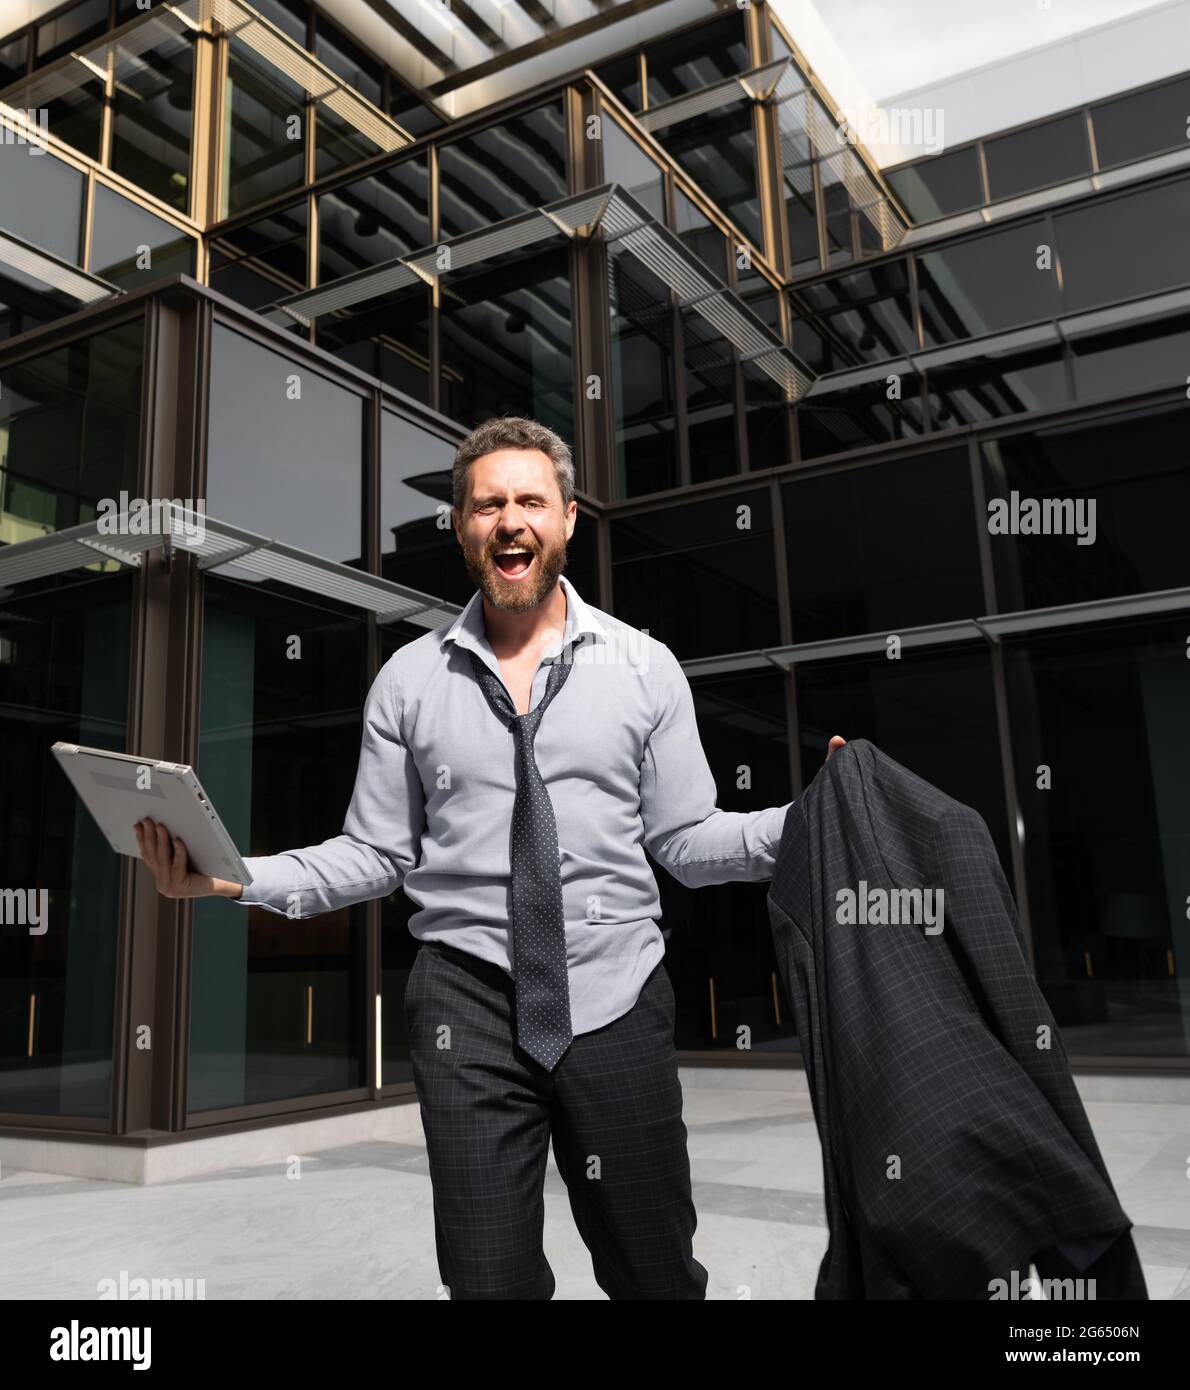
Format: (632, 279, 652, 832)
(110, 29, 194, 211)
(683, 310, 738, 482)
(886, 147, 983, 221)
(0, 141, 84, 264)
(1005, 618, 1190, 1057)
(796, 376, 925, 458)
(657, 100, 763, 249)
(610, 489, 779, 658)
(207, 324, 364, 565)
(317, 282, 431, 405)
(224, 40, 307, 217)
(209, 202, 308, 309)
(438, 102, 567, 239)
(917, 221, 1059, 344)
(439, 245, 573, 440)
(318, 156, 429, 278)
(602, 118, 665, 221)
(380, 409, 470, 605)
(0, 319, 143, 544)
(609, 246, 678, 497)
(926, 345, 1069, 426)
(798, 260, 917, 364)
(984, 113, 1090, 202)
(644, 13, 749, 106)
(1092, 75, 1190, 169)
(191, 579, 368, 1112)
(0, 573, 133, 1118)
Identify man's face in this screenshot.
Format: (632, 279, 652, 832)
(453, 448, 575, 613)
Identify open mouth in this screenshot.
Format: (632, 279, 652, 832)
(493, 547, 535, 580)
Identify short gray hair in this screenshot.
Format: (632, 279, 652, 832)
(452, 416, 575, 513)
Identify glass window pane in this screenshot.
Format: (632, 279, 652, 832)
(797, 261, 917, 363)
(984, 113, 1091, 201)
(316, 282, 431, 404)
(439, 244, 573, 438)
(796, 375, 926, 459)
(318, 155, 429, 279)
(917, 221, 1059, 344)
(380, 409, 469, 604)
(1055, 176, 1190, 313)
(795, 646, 1010, 871)
(1092, 75, 1190, 169)
(45, 85, 105, 161)
(0, 319, 143, 543)
(926, 344, 1070, 426)
(982, 402, 1190, 611)
(886, 147, 983, 221)
(438, 102, 567, 239)
(89, 183, 194, 289)
(609, 246, 678, 497)
(782, 447, 982, 640)
(0, 32, 29, 86)
(191, 578, 368, 1111)
(110, 33, 194, 212)
(0, 140, 84, 263)
(596, 54, 641, 111)
(314, 17, 382, 106)
(601, 117, 665, 221)
(657, 100, 763, 249)
(683, 310, 739, 483)
(389, 84, 445, 139)
(209, 201, 308, 309)
(34, 0, 107, 65)
(0, 572, 134, 1118)
(742, 362, 789, 471)
(644, 13, 749, 106)
(673, 188, 726, 279)
(249, 0, 308, 45)
(1071, 314, 1190, 401)
(610, 489, 779, 658)
(224, 40, 307, 217)
(1005, 617, 1190, 1057)
(206, 324, 364, 565)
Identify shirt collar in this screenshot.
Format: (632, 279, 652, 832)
(441, 573, 607, 658)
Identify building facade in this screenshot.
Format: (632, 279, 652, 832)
(1, 0, 1188, 1151)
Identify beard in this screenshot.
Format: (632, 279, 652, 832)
(461, 530, 568, 613)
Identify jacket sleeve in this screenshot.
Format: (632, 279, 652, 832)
(639, 640, 792, 887)
(235, 659, 425, 917)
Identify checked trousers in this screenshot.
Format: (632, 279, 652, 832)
(405, 940, 708, 1301)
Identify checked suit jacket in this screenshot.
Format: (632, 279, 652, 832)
(766, 739, 1148, 1301)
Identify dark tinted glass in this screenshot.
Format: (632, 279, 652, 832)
(601, 117, 665, 221)
(225, 41, 307, 216)
(673, 188, 727, 279)
(1055, 176, 1190, 312)
(609, 247, 678, 497)
(984, 113, 1091, 201)
(783, 447, 982, 641)
(191, 579, 368, 1111)
(798, 261, 917, 363)
(1004, 617, 1190, 1056)
(34, 0, 107, 65)
(742, 363, 790, 471)
(318, 155, 430, 278)
(314, 18, 382, 106)
(45, 85, 104, 160)
(207, 324, 364, 565)
(917, 221, 1059, 343)
(657, 100, 762, 248)
(645, 13, 749, 106)
(251, 0, 308, 44)
(926, 344, 1070, 426)
(439, 244, 573, 438)
(785, 178, 819, 275)
(0, 319, 142, 538)
(380, 410, 468, 604)
(796, 375, 925, 459)
(1071, 314, 1190, 401)
(1092, 75, 1190, 169)
(438, 102, 567, 238)
(317, 282, 431, 404)
(886, 147, 984, 220)
(389, 81, 445, 138)
(0, 32, 29, 85)
(683, 310, 739, 483)
(597, 53, 642, 111)
(89, 184, 194, 289)
(209, 202, 308, 308)
(610, 489, 779, 658)
(0, 141, 84, 263)
(982, 402, 1190, 611)
(0, 573, 133, 1118)
(110, 34, 194, 212)
(660, 668, 794, 1052)
(794, 646, 1010, 872)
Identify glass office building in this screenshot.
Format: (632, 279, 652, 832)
(1, 0, 1187, 1149)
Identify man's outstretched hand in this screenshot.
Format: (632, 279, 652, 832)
(134, 817, 243, 900)
(825, 735, 847, 762)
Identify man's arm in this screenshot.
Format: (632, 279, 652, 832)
(638, 642, 793, 888)
(138, 660, 424, 917)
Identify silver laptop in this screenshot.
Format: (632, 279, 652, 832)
(52, 742, 254, 886)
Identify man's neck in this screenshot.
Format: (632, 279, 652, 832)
(482, 581, 569, 661)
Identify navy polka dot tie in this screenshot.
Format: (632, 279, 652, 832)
(468, 642, 578, 1071)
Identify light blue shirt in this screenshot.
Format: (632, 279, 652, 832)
(238, 574, 793, 1034)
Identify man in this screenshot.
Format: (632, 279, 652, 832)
(136, 415, 845, 1300)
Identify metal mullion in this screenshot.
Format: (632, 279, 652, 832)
(987, 636, 1036, 973)
(666, 173, 691, 488)
(81, 168, 97, 272)
(428, 142, 441, 413)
